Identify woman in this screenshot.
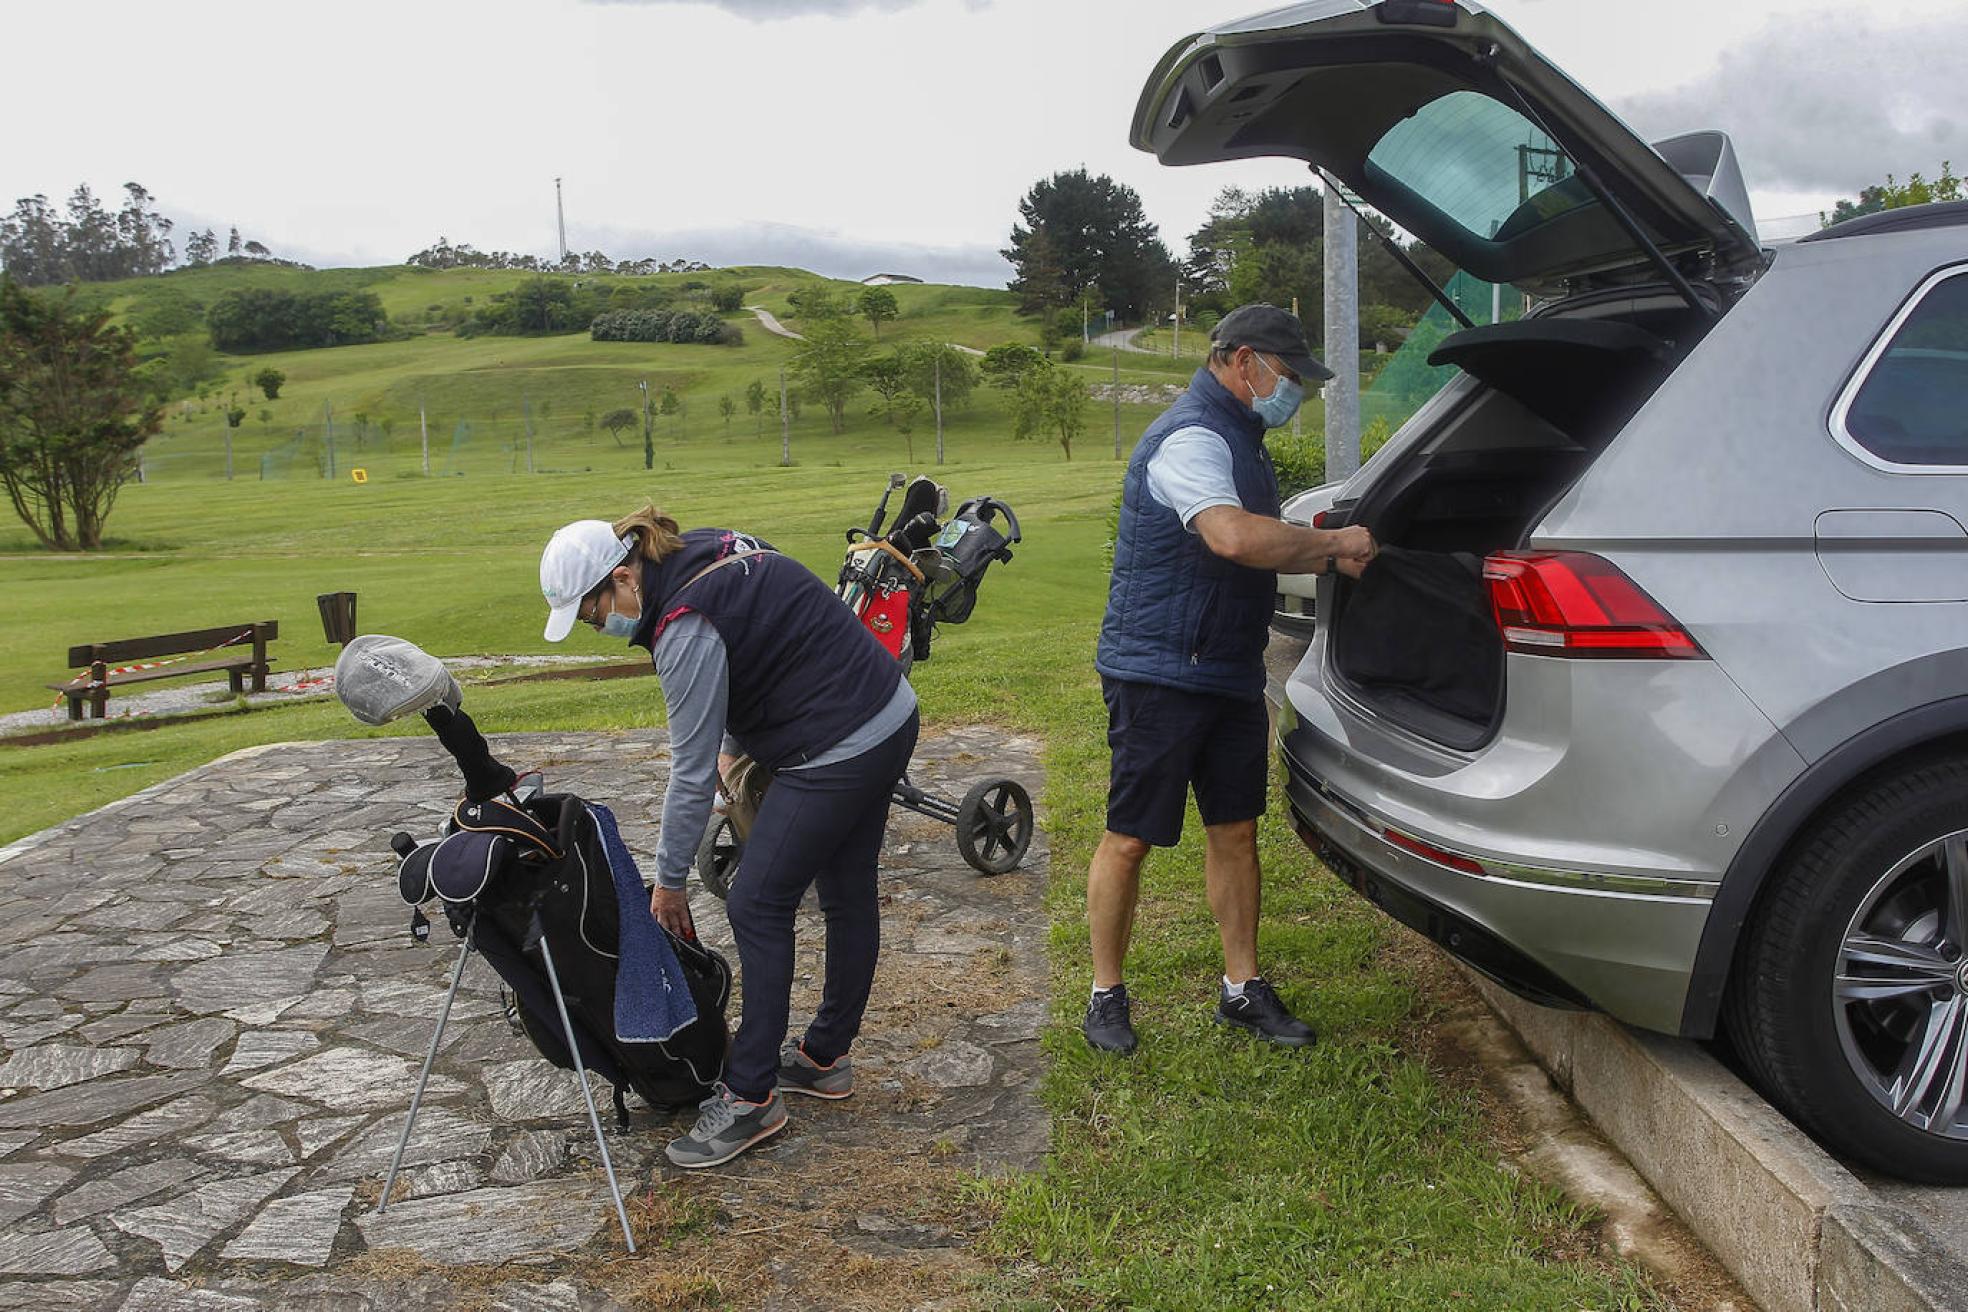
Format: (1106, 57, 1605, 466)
(540, 505, 918, 1169)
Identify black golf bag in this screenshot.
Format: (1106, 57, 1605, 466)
(395, 708, 732, 1119)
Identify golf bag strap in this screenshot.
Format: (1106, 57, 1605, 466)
(845, 539, 926, 584)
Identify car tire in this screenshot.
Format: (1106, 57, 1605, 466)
(1724, 756, 1968, 1184)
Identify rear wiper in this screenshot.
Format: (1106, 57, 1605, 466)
(1476, 43, 1719, 323)
(1320, 168, 1476, 332)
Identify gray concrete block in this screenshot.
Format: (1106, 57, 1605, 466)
(1820, 1201, 1968, 1312)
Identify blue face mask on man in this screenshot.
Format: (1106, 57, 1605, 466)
(1249, 353, 1304, 429)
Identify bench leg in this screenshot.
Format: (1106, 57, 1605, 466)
(229, 669, 245, 695)
(250, 666, 267, 694)
(90, 690, 108, 720)
(66, 695, 82, 723)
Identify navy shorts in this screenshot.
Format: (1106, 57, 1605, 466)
(1102, 676, 1269, 847)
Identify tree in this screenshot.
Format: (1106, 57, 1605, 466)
(1824, 162, 1961, 227)
(787, 284, 843, 321)
(0, 280, 163, 549)
(745, 378, 767, 437)
(183, 228, 219, 267)
(1010, 359, 1087, 461)
(900, 342, 977, 413)
(981, 343, 1044, 390)
(857, 286, 899, 339)
(711, 283, 746, 313)
(658, 385, 681, 441)
(718, 394, 737, 434)
(1003, 169, 1176, 321)
(227, 227, 243, 258)
(1007, 225, 1068, 315)
(790, 317, 871, 434)
(600, 407, 637, 446)
(252, 367, 286, 400)
(864, 352, 910, 425)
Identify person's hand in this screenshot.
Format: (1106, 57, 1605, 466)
(1330, 525, 1376, 565)
(1334, 553, 1373, 580)
(649, 885, 695, 940)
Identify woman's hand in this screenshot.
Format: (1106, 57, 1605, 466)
(649, 885, 695, 940)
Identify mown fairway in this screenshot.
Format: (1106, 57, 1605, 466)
(0, 265, 1659, 1308)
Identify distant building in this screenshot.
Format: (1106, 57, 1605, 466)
(860, 273, 923, 286)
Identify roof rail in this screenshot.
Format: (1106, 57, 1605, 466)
(1799, 199, 1968, 244)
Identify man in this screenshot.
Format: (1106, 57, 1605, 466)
(1086, 303, 1374, 1055)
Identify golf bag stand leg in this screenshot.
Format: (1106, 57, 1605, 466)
(536, 928, 637, 1253)
(378, 920, 476, 1214)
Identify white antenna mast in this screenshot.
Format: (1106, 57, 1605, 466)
(555, 177, 568, 263)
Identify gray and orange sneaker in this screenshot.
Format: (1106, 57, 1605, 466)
(664, 1084, 787, 1169)
(777, 1042, 853, 1099)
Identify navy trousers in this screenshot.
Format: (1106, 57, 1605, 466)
(721, 710, 919, 1101)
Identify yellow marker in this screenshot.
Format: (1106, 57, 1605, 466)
(351, 468, 368, 484)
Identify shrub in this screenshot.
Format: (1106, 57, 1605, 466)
(590, 308, 742, 345)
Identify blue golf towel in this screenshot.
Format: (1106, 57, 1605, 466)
(586, 802, 699, 1043)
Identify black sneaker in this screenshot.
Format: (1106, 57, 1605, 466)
(1215, 977, 1317, 1048)
(1083, 983, 1138, 1055)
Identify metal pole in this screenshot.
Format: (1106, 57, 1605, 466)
(1291, 296, 1303, 443)
(419, 401, 430, 476)
(1112, 346, 1122, 460)
(779, 367, 791, 467)
(933, 355, 944, 467)
(1321, 170, 1360, 482)
(536, 932, 636, 1253)
(377, 927, 475, 1213)
(522, 393, 535, 474)
(639, 380, 653, 471)
(325, 402, 336, 480)
(1172, 278, 1181, 359)
(224, 419, 234, 482)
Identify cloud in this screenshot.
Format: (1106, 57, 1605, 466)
(1613, 13, 1964, 198)
(586, 0, 985, 17)
(576, 219, 1012, 286)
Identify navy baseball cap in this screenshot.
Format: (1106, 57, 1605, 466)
(1211, 304, 1335, 383)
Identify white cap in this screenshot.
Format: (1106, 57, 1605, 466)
(540, 520, 633, 642)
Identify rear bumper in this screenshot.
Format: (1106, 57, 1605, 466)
(1281, 735, 1716, 1033)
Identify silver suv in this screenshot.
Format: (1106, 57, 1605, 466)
(1135, 0, 1968, 1183)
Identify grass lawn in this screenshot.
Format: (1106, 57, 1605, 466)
(0, 268, 1662, 1308)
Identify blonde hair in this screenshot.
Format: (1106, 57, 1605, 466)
(612, 504, 685, 564)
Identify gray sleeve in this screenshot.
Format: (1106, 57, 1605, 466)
(652, 613, 729, 891)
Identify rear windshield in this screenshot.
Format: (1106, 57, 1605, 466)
(1367, 90, 1587, 245)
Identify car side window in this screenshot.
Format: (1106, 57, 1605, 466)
(1839, 269, 1968, 467)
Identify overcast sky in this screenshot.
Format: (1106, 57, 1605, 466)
(6, 0, 1963, 284)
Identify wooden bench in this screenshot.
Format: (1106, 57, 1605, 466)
(50, 621, 279, 721)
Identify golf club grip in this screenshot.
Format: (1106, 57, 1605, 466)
(423, 704, 519, 802)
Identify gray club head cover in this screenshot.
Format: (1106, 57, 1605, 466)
(335, 634, 462, 726)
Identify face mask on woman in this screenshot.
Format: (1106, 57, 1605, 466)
(596, 577, 642, 639)
(1248, 353, 1304, 429)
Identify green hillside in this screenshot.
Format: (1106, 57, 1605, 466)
(56, 262, 1208, 485)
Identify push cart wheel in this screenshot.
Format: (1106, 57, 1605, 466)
(695, 817, 742, 901)
(956, 778, 1033, 875)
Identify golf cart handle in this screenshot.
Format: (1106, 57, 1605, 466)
(971, 497, 1020, 544)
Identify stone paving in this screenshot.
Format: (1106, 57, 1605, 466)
(0, 726, 1049, 1309)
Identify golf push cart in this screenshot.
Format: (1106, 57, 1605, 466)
(692, 473, 1035, 898)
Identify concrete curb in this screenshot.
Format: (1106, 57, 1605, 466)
(1467, 972, 1968, 1312)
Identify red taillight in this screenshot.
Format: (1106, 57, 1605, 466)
(1311, 510, 1330, 529)
(1483, 552, 1705, 660)
(1383, 827, 1486, 875)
